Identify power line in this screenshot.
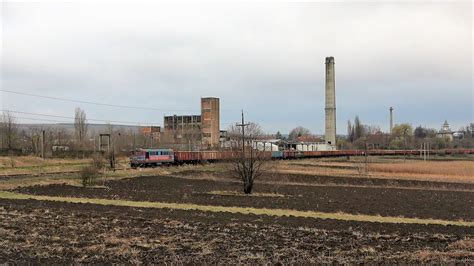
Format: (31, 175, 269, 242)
(14, 116, 71, 123)
(3, 109, 238, 127)
(0, 89, 198, 112)
(1, 110, 159, 125)
(15, 115, 237, 129)
(1, 89, 242, 112)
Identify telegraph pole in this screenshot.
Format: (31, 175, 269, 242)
(389, 107, 394, 135)
(236, 110, 250, 155)
(41, 130, 45, 159)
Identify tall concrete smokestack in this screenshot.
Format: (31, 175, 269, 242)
(325, 56, 336, 148)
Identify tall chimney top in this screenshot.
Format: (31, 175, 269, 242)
(325, 57, 335, 64)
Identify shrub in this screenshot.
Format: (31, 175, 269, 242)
(91, 153, 105, 170)
(81, 154, 104, 187)
(81, 165, 99, 187)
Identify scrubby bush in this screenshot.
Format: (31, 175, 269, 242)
(91, 153, 105, 170)
(81, 165, 99, 187)
(81, 153, 105, 187)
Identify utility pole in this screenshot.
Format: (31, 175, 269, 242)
(364, 140, 369, 174)
(421, 142, 430, 161)
(424, 142, 426, 161)
(41, 130, 45, 159)
(422, 142, 431, 161)
(389, 107, 394, 135)
(428, 142, 430, 160)
(236, 110, 250, 156)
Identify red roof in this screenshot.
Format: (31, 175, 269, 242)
(296, 135, 323, 142)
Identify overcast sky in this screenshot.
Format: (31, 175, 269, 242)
(1, 1, 472, 134)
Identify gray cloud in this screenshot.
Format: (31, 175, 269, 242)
(1, 1, 472, 134)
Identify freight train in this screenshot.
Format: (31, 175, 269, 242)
(129, 148, 474, 168)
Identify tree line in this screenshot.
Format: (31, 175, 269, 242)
(266, 118, 473, 150)
(342, 115, 473, 150)
(2, 108, 473, 158)
(0, 108, 156, 157)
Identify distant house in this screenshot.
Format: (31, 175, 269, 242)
(285, 135, 333, 151)
(52, 145, 70, 152)
(295, 135, 323, 143)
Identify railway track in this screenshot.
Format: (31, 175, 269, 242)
(1, 148, 472, 179)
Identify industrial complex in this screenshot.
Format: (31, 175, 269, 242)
(141, 56, 468, 152)
(140, 97, 221, 150)
(140, 57, 338, 151)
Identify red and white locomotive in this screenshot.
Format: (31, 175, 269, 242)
(130, 148, 174, 168)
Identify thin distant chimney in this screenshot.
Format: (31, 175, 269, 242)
(389, 107, 394, 135)
(325, 57, 336, 147)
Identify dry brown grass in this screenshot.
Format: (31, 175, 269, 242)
(0, 176, 80, 190)
(0, 156, 97, 177)
(449, 239, 474, 251)
(414, 250, 474, 262)
(369, 161, 474, 180)
(0, 155, 143, 176)
(275, 160, 370, 180)
(276, 158, 474, 184)
(0, 156, 91, 168)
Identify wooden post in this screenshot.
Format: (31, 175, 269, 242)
(41, 130, 45, 159)
(236, 110, 249, 157)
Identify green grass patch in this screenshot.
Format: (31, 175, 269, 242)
(0, 190, 472, 227)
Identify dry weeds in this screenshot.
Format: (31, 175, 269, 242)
(370, 161, 474, 179)
(449, 239, 474, 251)
(207, 190, 286, 198)
(277, 158, 474, 183)
(414, 250, 474, 262)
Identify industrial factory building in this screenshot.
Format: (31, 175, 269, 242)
(161, 97, 220, 150)
(147, 56, 335, 151)
(201, 97, 220, 147)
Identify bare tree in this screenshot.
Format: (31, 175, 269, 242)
(354, 116, 365, 140)
(27, 126, 42, 156)
(228, 121, 268, 194)
(74, 107, 88, 151)
(183, 126, 201, 151)
(0, 111, 18, 150)
(288, 126, 311, 141)
(347, 120, 354, 142)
